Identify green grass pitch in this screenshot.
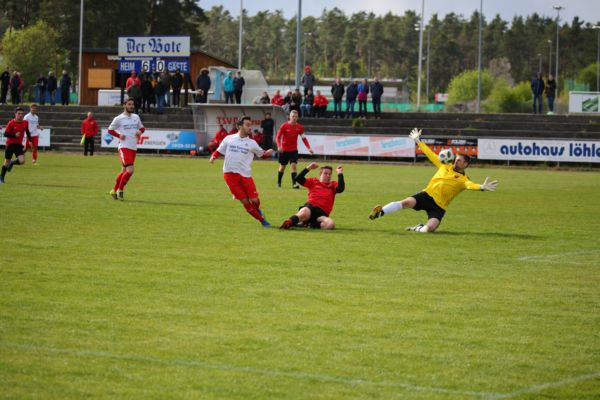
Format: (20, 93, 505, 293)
(1, 152, 599, 399)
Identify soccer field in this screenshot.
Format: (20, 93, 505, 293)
(1, 152, 599, 399)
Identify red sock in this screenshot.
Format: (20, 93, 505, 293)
(252, 198, 261, 210)
(118, 171, 132, 190)
(242, 201, 263, 221)
(113, 172, 124, 191)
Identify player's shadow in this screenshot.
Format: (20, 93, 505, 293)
(126, 199, 199, 208)
(335, 227, 539, 240)
(15, 182, 90, 190)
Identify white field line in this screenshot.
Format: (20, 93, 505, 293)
(486, 371, 600, 399)
(517, 249, 600, 262)
(0, 341, 501, 398)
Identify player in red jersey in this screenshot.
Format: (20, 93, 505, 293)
(107, 98, 145, 200)
(1, 107, 32, 184)
(207, 124, 230, 154)
(275, 110, 313, 188)
(280, 162, 345, 230)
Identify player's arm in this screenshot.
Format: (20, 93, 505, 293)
(300, 133, 313, 154)
(3, 121, 18, 138)
(135, 120, 145, 137)
(250, 140, 273, 159)
(296, 162, 317, 185)
(107, 129, 123, 139)
(410, 128, 442, 168)
(336, 165, 345, 193)
(469, 177, 498, 191)
(275, 124, 284, 148)
(210, 137, 228, 163)
(25, 127, 31, 141)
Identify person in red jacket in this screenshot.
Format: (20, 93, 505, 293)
(280, 162, 345, 230)
(313, 90, 329, 118)
(252, 129, 264, 146)
(125, 71, 141, 90)
(1, 107, 31, 184)
(275, 110, 313, 188)
(81, 111, 98, 156)
(271, 90, 285, 106)
(207, 124, 229, 153)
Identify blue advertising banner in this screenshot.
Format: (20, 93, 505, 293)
(101, 129, 196, 150)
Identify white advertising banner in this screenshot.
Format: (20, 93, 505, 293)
(568, 91, 600, 114)
(0, 128, 51, 147)
(478, 138, 600, 163)
(118, 36, 190, 57)
(298, 134, 415, 158)
(101, 129, 196, 151)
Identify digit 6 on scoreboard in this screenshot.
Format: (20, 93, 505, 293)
(141, 59, 151, 72)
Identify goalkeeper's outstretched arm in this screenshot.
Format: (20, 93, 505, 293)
(409, 128, 442, 168)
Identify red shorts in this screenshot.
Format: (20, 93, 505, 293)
(24, 136, 39, 149)
(224, 172, 258, 200)
(118, 148, 137, 166)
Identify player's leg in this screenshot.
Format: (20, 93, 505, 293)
(370, 196, 416, 220)
(317, 216, 335, 230)
(111, 165, 125, 199)
(277, 153, 288, 187)
(32, 136, 39, 164)
(0, 150, 12, 182)
(7, 145, 25, 172)
(291, 162, 299, 188)
(280, 206, 311, 229)
(407, 218, 440, 233)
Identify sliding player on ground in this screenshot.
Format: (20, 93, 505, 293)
(280, 162, 345, 230)
(107, 98, 145, 200)
(275, 110, 313, 188)
(210, 116, 273, 227)
(369, 128, 498, 232)
(1, 107, 31, 184)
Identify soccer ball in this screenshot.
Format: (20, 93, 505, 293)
(438, 148, 455, 164)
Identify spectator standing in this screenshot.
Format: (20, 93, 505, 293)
(283, 90, 293, 114)
(545, 74, 557, 115)
(301, 89, 314, 117)
(290, 89, 302, 113)
(233, 71, 245, 104)
(196, 68, 211, 103)
(301, 65, 316, 96)
(141, 77, 154, 113)
(530, 73, 545, 114)
(10, 71, 21, 104)
(139, 68, 150, 83)
(271, 90, 285, 106)
(47, 71, 57, 105)
(125, 71, 141, 90)
(370, 77, 384, 119)
(260, 112, 275, 150)
(81, 111, 98, 156)
(171, 69, 183, 107)
(223, 71, 235, 104)
(331, 77, 345, 118)
(162, 72, 171, 107)
(60, 70, 72, 106)
(357, 78, 369, 118)
(37, 75, 48, 105)
(346, 79, 359, 119)
(313, 90, 329, 118)
(154, 76, 167, 114)
(127, 79, 142, 114)
(1, 69, 11, 104)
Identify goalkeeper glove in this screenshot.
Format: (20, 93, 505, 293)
(409, 128, 422, 143)
(481, 177, 498, 191)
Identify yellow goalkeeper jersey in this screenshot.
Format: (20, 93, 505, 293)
(418, 141, 481, 209)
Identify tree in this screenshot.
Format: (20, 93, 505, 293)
(446, 69, 494, 108)
(1, 20, 66, 90)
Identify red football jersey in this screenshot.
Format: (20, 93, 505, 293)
(303, 177, 339, 216)
(276, 122, 305, 152)
(4, 119, 29, 145)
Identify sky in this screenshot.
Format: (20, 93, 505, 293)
(198, 0, 600, 25)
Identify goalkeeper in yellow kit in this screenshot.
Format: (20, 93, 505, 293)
(369, 128, 498, 233)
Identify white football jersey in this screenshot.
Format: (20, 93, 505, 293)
(108, 112, 144, 150)
(24, 112, 40, 137)
(217, 133, 265, 177)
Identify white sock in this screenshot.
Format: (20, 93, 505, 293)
(382, 201, 403, 215)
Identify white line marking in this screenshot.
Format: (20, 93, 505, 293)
(517, 249, 600, 262)
(0, 341, 501, 398)
(487, 371, 600, 399)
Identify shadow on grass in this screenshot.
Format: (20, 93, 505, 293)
(335, 227, 540, 240)
(126, 199, 199, 208)
(14, 182, 90, 190)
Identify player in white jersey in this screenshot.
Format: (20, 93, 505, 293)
(24, 104, 42, 164)
(107, 98, 145, 200)
(210, 115, 273, 227)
